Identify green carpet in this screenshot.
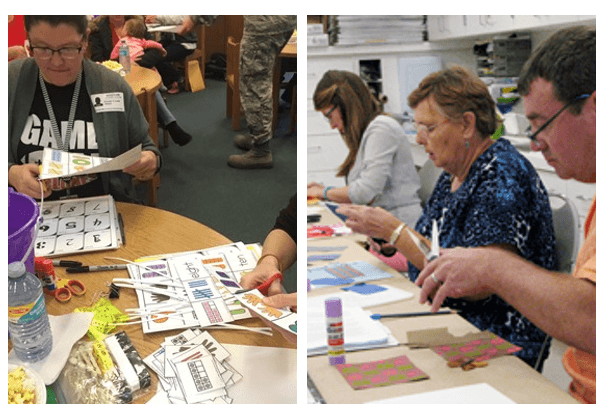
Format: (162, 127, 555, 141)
(156, 79, 297, 292)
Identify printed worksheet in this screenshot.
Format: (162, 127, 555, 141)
(39, 145, 141, 179)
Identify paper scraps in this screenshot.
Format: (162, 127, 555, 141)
(336, 355, 429, 390)
(233, 289, 297, 336)
(341, 283, 387, 295)
(307, 224, 352, 239)
(144, 328, 241, 404)
(307, 261, 393, 289)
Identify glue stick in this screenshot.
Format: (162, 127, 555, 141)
(325, 297, 345, 365)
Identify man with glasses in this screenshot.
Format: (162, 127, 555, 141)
(415, 26, 596, 403)
(8, 15, 161, 202)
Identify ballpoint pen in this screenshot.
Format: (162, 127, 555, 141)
(234, 272, 283, 296)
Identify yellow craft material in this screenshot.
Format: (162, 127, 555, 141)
(75, 297, 129, 340)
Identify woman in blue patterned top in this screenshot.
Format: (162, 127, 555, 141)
(338, 65, 557, 371)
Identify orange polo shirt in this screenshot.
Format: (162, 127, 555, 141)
(562, 194, 596, 404)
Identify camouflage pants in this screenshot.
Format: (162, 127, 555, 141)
(239, 29, 294, 145)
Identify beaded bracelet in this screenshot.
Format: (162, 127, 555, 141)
(323, 186, 335, 200)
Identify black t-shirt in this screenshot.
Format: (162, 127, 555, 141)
(19, 73, 104, 199)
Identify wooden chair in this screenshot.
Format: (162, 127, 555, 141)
(183, 24, 206, 92)
(135, 88, 161, 206)
(225, 36, 241, 131)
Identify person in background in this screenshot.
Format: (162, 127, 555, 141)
(89, 15, 192, 146)
(8, 15, 160, 202)
(8, 15, 28, 61)
(414, 26, 596, 403)
(144, 15, 196, 94)
(110, 18, 166, 68)
(338, 65, 557, 371)
(308, 71, 422, 223)
(239, 194, 296, 343)
(180, 15, 296, 169)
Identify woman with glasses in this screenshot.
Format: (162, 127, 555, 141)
(338, 65, 557, 371)
(307, 70, 422, 265)
(8, 15, 160, 202)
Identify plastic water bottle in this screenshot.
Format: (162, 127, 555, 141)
(118, 40, 131, 74)
(8, 261, 53, 362)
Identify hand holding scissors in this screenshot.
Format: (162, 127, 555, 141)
(235, 272, 283, 296)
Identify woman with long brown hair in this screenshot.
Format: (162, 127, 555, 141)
(307, 70, 422, 229)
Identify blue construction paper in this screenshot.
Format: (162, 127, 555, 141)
(307, 261, 393, 289)
(342, 283, 387, 295)
(307, 254, 341, 262)
(310, 278, 354, 287)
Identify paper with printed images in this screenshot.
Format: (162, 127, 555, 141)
(233, 289, 297, 335)
(127, 243, 257, 334)
(144, 328, 242, 404)
(39, 145, 142, 179)
(35, 194, 122, 257)
(336, 355, 429, 390)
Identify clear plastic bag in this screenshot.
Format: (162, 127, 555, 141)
(57, 331, 151, 403)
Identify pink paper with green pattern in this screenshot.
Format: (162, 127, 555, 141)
(336, 355, 429, 390)
(431, 334, 521, 362)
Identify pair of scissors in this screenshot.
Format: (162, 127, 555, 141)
(406, 219, 440, 262)
(234, 272, 283, 296)
(53, 279, 86, 303)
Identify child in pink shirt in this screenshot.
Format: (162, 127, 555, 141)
(110, 18, 166, 67)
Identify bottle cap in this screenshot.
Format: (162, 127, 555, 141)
(8, 262, 26, 279)
(325, 297, 342, 318)
(42, 259, 55, 275)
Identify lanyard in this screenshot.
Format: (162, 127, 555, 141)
(38, 68, 82, 186)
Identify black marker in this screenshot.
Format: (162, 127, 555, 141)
(67, 265, 128, 273)
(52, 260, 83, 268)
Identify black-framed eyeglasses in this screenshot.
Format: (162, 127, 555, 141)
(28, 43, 84, 60)
(529, 93, 592, 144)
(323, 104, 338, 120)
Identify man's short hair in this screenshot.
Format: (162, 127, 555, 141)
(518, 26, 595, 114)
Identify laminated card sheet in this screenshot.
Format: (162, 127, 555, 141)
(35, 194, 121, 257)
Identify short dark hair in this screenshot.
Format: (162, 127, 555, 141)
(24, 15, 89, 37)
(518, 26, 595, 115)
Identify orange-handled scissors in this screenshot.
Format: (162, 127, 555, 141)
(235, 272, 283, 296)
(54, 280, 86, 303)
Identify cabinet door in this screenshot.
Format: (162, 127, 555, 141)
(467, 15, 515, 37)
(428, 15, 468, 40)
(513, 15, 579, 31)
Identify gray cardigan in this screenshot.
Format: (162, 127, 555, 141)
(8, 58, 161, 202)
(347, 115, 422, 227)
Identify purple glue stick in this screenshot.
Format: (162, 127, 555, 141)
(325, 297, 345, 365)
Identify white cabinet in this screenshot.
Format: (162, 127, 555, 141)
(466, 15, 515, 37)
(428, 15, 468, 40)
(428, 15, 593, 41)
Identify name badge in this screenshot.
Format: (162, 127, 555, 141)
(91, 93, 125, 113)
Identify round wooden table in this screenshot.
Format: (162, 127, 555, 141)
(11, 203, 295, 403)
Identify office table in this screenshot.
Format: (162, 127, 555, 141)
(306, 204, 578, 404)
(10, 202, 295, 403)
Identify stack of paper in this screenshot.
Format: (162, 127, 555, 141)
(331, 16, 427, 46)
(307, 300, 397, 356)
(144, 329, 241, 404)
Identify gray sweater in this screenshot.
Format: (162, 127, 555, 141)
(347, 115, 422, 227)
(8, 58, 161, 202)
